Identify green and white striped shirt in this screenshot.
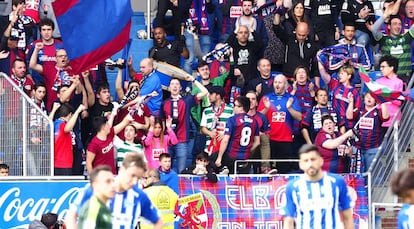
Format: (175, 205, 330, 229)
(113, 136, 145, 168)
(200, 103, 233, 154)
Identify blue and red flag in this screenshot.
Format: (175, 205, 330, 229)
(317, 46, 351, 71)
(252, 0, 286, 18)
(52, 0, 132, 74)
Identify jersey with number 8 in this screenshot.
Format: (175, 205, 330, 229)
(224, 113, 259, 160)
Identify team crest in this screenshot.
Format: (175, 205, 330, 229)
(175, 193, 208, 229)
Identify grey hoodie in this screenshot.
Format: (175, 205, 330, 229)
(28, 220, 48, 229)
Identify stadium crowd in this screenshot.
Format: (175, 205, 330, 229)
(3, 0, 414, 228)
(0, 0, 412, 177)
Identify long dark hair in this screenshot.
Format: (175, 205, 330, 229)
(287, 1, 310, 25)
(151, 117, 165, 148)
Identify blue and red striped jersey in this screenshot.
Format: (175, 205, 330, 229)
(328, 79, 361, 129)
(354, 107, 389, 150)
(161, 95, 199, 143)
(224, 113, 259, 160)
(315, 129, 349, 173)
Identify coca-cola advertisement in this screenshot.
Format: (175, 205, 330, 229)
(0, 181, 87, 228)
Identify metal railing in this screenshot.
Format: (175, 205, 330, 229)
(369, 75, 414, 203)
(0, 72, 54, 176)
(371, 203, 403, 229)
(146, 0, 151, 38)
(233, 159, 299, 175)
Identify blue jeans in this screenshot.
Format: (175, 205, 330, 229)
(169, 142, 188, 173)
(207, 0, 222, 46)
(187, 137, 194, 168)
(355, 30, 370, 47)
(184, 31, 211, 74)
(361, 147, 380, 173)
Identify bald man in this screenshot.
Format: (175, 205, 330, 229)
(258, 74, 302, 174)
(296, 22, 310, 43)
(273, 13, 320, 87)
(139, 58, 163, 116)
(226, 24, 263, 91)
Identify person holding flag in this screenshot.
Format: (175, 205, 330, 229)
(346, 92, 390, 173)
(359, 58, 414, 107)
(376, 55, 404, 136)
(114, 59, 151, 143)
(317, 22, 371, 87)
(318, 56, 361, 130)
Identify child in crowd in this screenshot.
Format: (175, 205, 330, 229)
(181, 152, 218, 183)
(158, 153, 179, 194)
(0, 163, 9, 176)
(143, 117, 178, 169)
(114, 124, 146, 170)
(52, 103, 85, 176)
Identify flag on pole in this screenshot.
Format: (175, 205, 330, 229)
(52, 0, 132, 74)
(121, 39, 132, 83)
(358, 67, 407, 103)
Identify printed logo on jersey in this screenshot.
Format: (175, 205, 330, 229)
(230, 6, 242, 18)
(359, 117, 374, 130)
(272, 112, 286, 122)
(237, 49, 250, 65)
(317, 4, 331, 15)
(102, 142, 114, 154)
(152, 148, 164, 160)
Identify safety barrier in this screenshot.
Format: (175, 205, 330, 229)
(369, 74, 414, 204)
(0, 72, 54, 176)
(371, 203, 403, 229)
(233, 159, 299, 175)
(368, 74, 414, 228)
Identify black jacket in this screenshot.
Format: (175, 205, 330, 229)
(273, 24, 319, 77)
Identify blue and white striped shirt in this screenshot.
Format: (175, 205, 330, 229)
(72, 184, 160, 229)
(398, 204, 414, 229)
(280, 172, 352, 229)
